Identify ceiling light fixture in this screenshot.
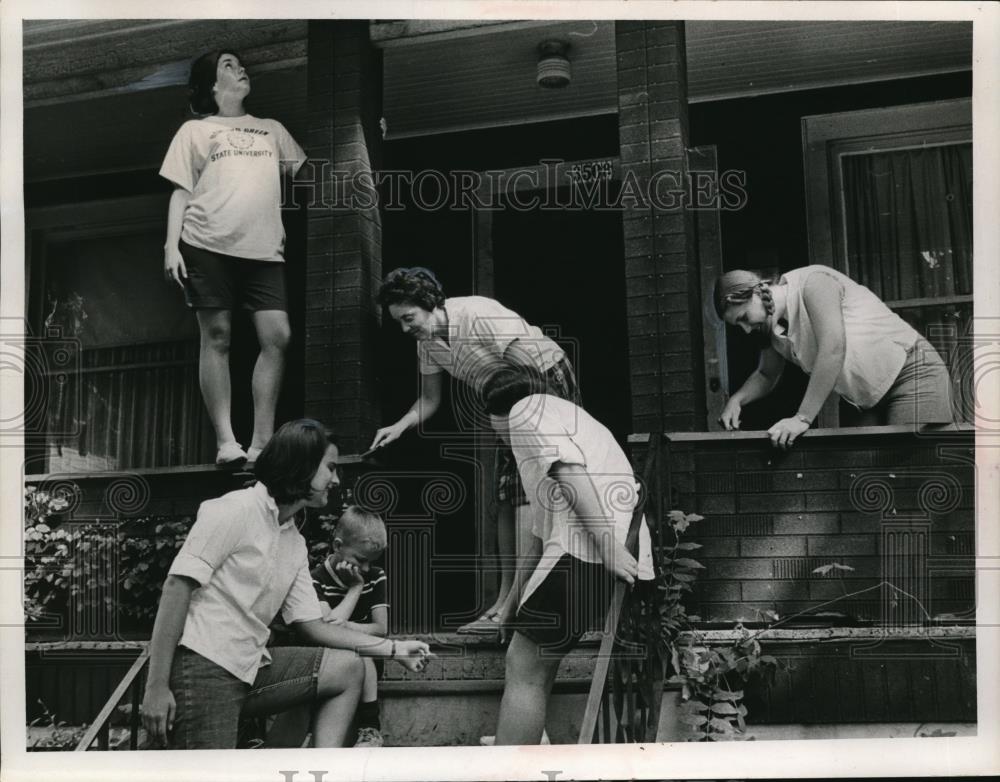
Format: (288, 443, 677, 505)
(537, 40, 571, 88)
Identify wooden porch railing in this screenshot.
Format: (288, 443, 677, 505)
(577, 433, 666, 744)
(73, 648, 149, 751)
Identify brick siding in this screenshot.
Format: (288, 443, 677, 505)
(642, 428, 976, 625)
(304, 21, 383, 452)
(616, 21, 706, 434)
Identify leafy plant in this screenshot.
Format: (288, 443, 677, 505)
(23, 489, 72, 623)
(307, 513, 340, 564)
(27, 700, 86, 751)
(657, 510, 779, 741)
(672, 625, 778, 741)
(24, 482, 345, 632)
(23, 485, 195, 630)
(118, 517, 192, 621)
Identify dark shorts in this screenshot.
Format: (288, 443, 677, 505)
(513, 554, 615, 655)
(496, 357, 582, 506)
(179, 239, 287, 312)
(167, 645, 325, 749)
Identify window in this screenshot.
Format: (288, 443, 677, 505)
(26, 196, 213, 473)
(803, 98, 972, 424)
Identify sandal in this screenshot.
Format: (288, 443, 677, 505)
(216, 442, 248, 467)
(456, 611, 502, 635)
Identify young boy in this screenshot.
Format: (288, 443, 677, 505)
(484, 365, 656, 745)
(312, 506, 390, 748)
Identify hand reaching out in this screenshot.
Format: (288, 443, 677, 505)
(719, 397, 742, 430)
(369, 422, 407, 452)
(391, 639, 434, 673)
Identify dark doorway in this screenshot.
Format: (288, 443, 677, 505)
(492, 190, 631, 440)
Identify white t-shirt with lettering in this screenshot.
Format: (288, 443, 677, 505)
(160, 114, 305, 262)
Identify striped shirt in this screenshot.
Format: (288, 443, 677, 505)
(310, 557, 388, 623)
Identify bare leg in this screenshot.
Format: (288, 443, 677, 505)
(361, 657, 378, 702)
(195, 309, 237, 447)
(311, 649, 364, 748)
(495, 632, 562, 745)
(249, 309, 290, 451)
(492, 499, 516, 613)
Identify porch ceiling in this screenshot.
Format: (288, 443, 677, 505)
(378, 19, 972, 139)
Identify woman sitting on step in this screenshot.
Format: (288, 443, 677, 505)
(140, 419, 432, 749)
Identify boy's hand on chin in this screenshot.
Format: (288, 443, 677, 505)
(334, 560, 364, 586)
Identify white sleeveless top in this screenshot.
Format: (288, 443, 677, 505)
(770, 265, 920, 409)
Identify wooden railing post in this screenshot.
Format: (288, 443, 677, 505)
(578, 433, 664, 744)
(74, 648, 149, 751)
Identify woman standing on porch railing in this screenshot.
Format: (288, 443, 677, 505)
(160, 50, 304, 467)
(713, 264, 954, 449)
(140, 419, 432, 749)
(370, 267, 582, 635)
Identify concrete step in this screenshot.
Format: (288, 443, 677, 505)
(379, 632, 599, 746)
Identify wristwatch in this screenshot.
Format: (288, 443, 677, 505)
(795, 413, 813, 425)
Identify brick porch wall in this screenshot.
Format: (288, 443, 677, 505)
(616, 21, 706, 434)
(304, 21, 384, 451)
(634, 425, 976, 625)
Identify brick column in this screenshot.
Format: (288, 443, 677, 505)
(305, 21, 383, 451)
(616, 21, 706, 433)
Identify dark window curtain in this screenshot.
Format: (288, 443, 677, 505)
(46, 340, 214, 471)
(842, 142, 972, 301)
(842, 142, 974, 422)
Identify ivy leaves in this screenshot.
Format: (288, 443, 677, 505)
(658, 508, 779, 741)
(23, 490, 342, 632)
(23, 489, 196, 627)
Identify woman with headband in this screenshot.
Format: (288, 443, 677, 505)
(371, 267, 581, 634)
(713, 264, 954, 449)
